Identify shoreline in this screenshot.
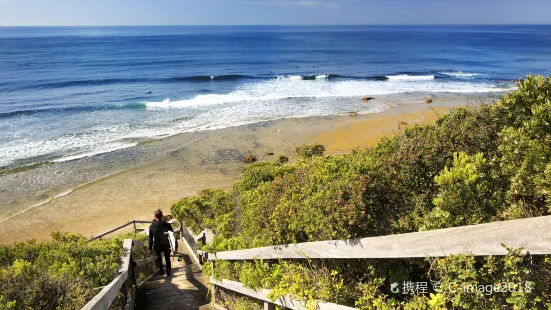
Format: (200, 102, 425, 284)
(0, 96, 489, 243)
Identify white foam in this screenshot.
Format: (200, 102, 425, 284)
(52, 142, 138, 163)
(275, 74, 329, 80)
(276, 75, 302, 80)
(146, 93, 257, 108)
(145, 78, 512, 110)
(386, 75, 435, 81)
(0, 77, 515, 168)
(0, 126, 159, 168)
(440, 71, 483, 79)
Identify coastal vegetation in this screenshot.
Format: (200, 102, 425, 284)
(295, 144, 326, 159)
(1, 75, 550, 309)
(172, 75, 551, 309)
(0, 232, 150, 309)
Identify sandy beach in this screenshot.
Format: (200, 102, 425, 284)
(0, 96, 484, 243)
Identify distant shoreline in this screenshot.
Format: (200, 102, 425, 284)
(0, 94, 496, 244)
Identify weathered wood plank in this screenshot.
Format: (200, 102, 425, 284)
(81, 272, 129, 310)
(194, 229, 214, 244)
(210, 215, 551, 260)
(211, 278, 355, 310)
(88, 220, 152, 242)
(142, 286, 175, 294)
(135, 256, 157, 267)
(132, 240, 147, 248)
(89, 221, 135, 241)
(180, 231, 203, 268)
(119, 239, 133, 273)
(82, 239, 133, 310)
(139, 256, 212, 310)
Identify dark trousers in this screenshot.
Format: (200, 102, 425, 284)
(155, 245, 171, 275)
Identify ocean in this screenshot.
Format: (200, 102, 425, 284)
(1, 25, 551, 171)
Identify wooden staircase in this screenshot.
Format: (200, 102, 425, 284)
(137, 246, 213, 310)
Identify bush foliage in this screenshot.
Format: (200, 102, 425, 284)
(296, 144, 326, 158)
(0, 232, 149, 309)
(172, 75, 551, 309)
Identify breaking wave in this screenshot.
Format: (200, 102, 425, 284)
(386, 75, 435, 81)
(146, 76, 512, 109)
(439, 71, 484, 79)
(1, 71, 514, 169)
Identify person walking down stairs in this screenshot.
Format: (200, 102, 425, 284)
(148, 209, 176, 276)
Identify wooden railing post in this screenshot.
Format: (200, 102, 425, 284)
(123, 277, 131, 310)
(264, 302, 276, 310)
(211, 260, 216, 305)
(123, 239, 134, 310)
(212, 284, 216, 305)
(127, 254, 137, 310)
(133, 221, 136, 235)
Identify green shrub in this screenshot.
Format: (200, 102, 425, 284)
(421, 152, 506, 230)
(0, 232, 149, 309)
(174, 75, 551, 309)
(208, 248, 550, 309)
(427, 245, 550, 309)
(171, 189, 235, 236)
(233, 161, 295, 194)
(296, 144, 326, 158)
(276, 155, 289, 164)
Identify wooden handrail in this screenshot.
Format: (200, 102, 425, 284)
(88, 220, 152, 242)
(175, 216, 551, 310)
(211, 278, 355, 310)
(208, 215, 551, 261)
(180, 224, 202, 267)
(81, 238, 157, 310)
(135, 256, 157, 268)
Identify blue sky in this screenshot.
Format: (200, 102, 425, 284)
(1, 0, 551, 26)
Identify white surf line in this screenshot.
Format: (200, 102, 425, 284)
(0, 170, 124, 225)
(0, 134, 209, 225)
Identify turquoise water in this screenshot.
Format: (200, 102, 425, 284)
(1, 25, 550, 169)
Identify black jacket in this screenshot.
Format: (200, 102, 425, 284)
(149, 220, 174, 251)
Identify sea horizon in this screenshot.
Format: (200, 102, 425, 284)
(2, 23, 551, 27)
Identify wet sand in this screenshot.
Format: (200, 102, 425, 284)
(0, 97, 480, 243)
